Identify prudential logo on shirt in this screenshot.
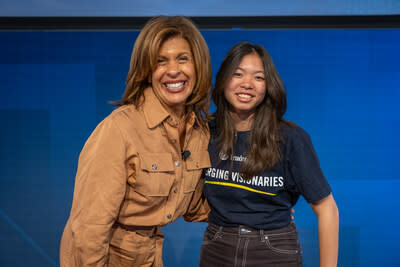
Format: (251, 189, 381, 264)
(219, 152, 247, 162)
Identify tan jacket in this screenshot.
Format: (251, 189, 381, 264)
(60, 87, 210, 266)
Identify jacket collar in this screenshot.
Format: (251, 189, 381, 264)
(142, 87, 170, 129)
(141, 87, 198, 129)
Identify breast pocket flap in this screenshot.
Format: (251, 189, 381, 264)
(140, 153, 174, 173)
(185, 151, 211, 170)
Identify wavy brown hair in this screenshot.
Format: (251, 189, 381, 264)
(118, 16, 212, 129)
(213, 42, 288, 180)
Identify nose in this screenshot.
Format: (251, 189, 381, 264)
(166, 61, 181, 77)
(240, 76, 253, 90)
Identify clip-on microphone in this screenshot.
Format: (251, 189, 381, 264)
(181, 150, 191, 161)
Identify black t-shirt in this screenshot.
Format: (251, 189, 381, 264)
(203, 122, 331, 230)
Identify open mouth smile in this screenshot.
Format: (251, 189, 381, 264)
(236, 92, 254, 102)
(237, 93, 252, 99)
(164, 81, 186, 91)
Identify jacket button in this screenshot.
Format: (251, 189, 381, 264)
(152, 164, 157, 170)
(167, 214, 172, 219)
(173, 188, 178, 193)
(175, 161, 180, 167)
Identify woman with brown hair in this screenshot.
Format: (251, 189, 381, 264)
(200, 42, 339, 267)
(60, 16, 211, 267)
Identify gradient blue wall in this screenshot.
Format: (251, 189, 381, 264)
(0, 29, 399, 266)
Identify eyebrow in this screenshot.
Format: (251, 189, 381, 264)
(236, 67, 264, 74)
(176, 52, 191, 59)
(158, 52, 191, 58)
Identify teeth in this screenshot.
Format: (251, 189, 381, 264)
(238, 94, 251, 99)
(165, 82, 184, 89)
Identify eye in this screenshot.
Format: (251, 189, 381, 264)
(255, 76, 265, 81)
(232, 72, 242, 78)
(157, 58, 166, 65)
(178, 56, 189, 63)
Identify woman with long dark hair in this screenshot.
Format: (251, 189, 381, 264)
(200, 42, 339, 267)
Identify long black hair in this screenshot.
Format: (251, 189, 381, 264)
(213, 41, 288, 179)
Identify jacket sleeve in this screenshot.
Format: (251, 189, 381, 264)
(183, 176, 210, 222)
(68, 117, 127, 266)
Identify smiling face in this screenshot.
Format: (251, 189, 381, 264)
(224, 52, 266, 120)
(151, 36, 196, 116)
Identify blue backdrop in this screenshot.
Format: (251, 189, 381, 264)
(2, 0, 400, 16)
(0, 29, 399, 266)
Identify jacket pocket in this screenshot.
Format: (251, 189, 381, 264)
(108, 226, 155, 266)
(135, 152, 174, 197)
(184, 151, 211, 193)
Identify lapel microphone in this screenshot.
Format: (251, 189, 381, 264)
(181, 150, 191, 161)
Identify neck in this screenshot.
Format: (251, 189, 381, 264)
(165, 104, 186, 121)
(230, 111, 254, 131)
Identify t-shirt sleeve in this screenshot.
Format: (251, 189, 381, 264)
(288, 127, 331, 203)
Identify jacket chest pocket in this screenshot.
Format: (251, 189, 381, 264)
(135, 152, 175, 197)
(184, 151, 211, 193)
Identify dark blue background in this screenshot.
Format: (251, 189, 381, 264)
(0, 29, 399, 266)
